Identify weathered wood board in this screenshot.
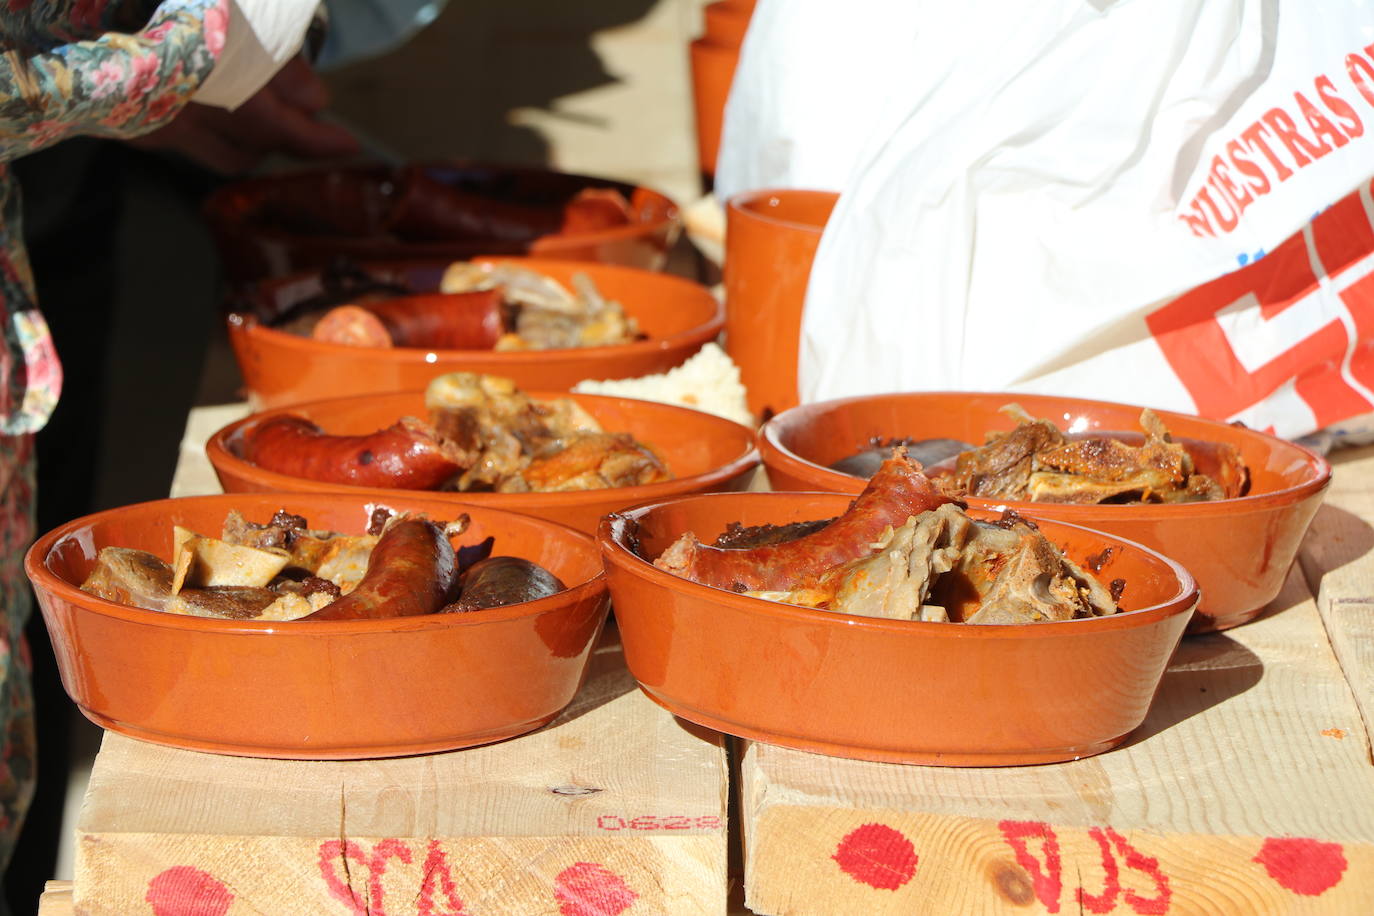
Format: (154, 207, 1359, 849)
(740, 499, 1374, 913)
(1297, 443, 1374, 752)
(72, 629, 730, 915)
(38, 881, 73, 916)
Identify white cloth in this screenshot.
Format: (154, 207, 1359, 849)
(192, 0, 320, 109)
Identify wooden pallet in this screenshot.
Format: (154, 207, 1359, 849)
(69, 627, 730, 916)
(738, 447, 1374, 916)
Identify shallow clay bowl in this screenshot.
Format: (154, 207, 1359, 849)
(25, 492, 610, 759)
(204, 161, 681, 283)
(207, 390, 759, 535)
(599, 491, 1197, 766)
(759, 392, 1331, 633)
(228, 257, 724, 410)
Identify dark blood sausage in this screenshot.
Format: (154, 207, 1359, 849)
(304, 518, 457, 621)
(386, 168, 563, 242)
(655, 450, 954, 593)
(311, 289, 504, 350)
(244, 415, 460, 489)
(442, 556, 566, 613)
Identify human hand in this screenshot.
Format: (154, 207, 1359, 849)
(131, 57, 360, 174)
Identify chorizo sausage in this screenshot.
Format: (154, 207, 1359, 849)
(304, 517, 457, 620)
(244, 415, 460, 489)
(442, 556, 565, 613)
(654, 450, 954, 593)
(311, 289, 504, 350)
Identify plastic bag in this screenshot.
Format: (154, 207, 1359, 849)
(725, 0, 1374, 439)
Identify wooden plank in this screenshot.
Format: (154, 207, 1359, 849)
(169, 402, 248, 499)
(72, 629, 729, 915)
(37, 881, 73, 916)
(739, 557, 1374, 915)
(1297, 443, 1374, 755)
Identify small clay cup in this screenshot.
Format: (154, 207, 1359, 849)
(723, 189, 838, 421)
(26, 493, 610, 759)
(690, 38, 741, 179)
(600, 491, 1197, 766)
(702, 1, 752, 46)
(758, 391, 1331, 632)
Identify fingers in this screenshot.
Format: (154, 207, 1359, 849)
(235, 83, 360, 160)
(129, 105, 263, 175)
(266, 56, 331, 114)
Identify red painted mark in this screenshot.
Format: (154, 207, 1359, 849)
(367, 838, 413, 913)
(1104, 827, 1171, 915)
(145, 866, 233, 916)
(595, 814, 723, 831)
(319, 840, 371, 915)
(1077, 828, 1122, 914)
(1254, 837, 1348, 896)
(999, 820, 1063, 913)
(553, 862, 638, 916)
(831, 823, 918, 891)
(419, 840, 469, 916)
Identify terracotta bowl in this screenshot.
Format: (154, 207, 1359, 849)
(759, 391, 1332, 633)
(207, 390, 760, 535)
(226, 257, 725, 410)
(599, 491, 1197, 766)
(723, 189, 838, 422)
(204, 162, 681, 284)
(25, 492, 610, 759)
(690, 38, 741, 179)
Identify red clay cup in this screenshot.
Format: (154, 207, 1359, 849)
(723, 189, 839, 422)
(702, 1, 752, 46)
(690, 38, 740, 179)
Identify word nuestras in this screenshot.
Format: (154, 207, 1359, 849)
(1180, 43, 1374, 238)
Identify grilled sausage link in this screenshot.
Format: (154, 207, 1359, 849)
(654, 450, 954, 593)
(244, 415, 460, 490)
(311, 289, 504, 350)
(304, 517, 457, 620)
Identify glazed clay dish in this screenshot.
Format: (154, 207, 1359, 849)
(759, 391, 1331, 632)
(204, 161, 681, 283)
(25, 492, 610, 759)
(599, 490, 1197, 766)
(208, 389, 759, 534)
(228, 257, 724, 410)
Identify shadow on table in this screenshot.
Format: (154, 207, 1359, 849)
(1120, 632, 1264, 749)
(1295, 503, 1374, 600)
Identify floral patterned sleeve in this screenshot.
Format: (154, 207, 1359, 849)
(0, 0, 228, 435)
(0, 1, 167, 55)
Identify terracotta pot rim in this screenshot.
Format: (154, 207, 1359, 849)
(204, 163, 682, 249)
(725, 188, 840, 233)
(760, 390, 1333, 514)
(25, 494, 607, 635)
(206, 391, 761, 510)
(598, 491, 1200, 638)
(230, 256, 724, 366)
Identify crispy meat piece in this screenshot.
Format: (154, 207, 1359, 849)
(755, 504, 1118, 625)
(938, 405, 1240, 504)
(712, 518, 835, 549)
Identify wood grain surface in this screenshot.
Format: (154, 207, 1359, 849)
(71, 630, 729, 916)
